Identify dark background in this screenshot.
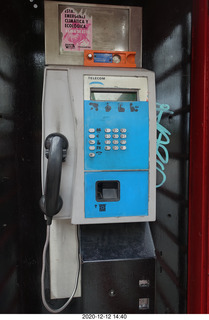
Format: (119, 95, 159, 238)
(0, 0, 191, 313)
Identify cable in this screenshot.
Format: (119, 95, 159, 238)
(41, 224, 80, 313)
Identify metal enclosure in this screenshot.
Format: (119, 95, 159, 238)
(81, 223, 155, 314)
(0, 0, 192, 314)
(44, 1, 142, 67)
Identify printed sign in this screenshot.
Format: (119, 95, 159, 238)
(61, 7, 92, 52)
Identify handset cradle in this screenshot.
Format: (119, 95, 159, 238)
(40, 133, 68, 224)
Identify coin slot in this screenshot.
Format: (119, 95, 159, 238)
(96, 180, 120, 202)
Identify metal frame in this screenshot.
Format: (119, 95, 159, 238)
(187, 0, 209, 313)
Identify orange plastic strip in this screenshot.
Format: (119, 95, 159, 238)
(84, 50, 136, 68)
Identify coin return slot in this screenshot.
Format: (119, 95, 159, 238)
(96, 180, 120, 202)
(139, 298, 150, 310)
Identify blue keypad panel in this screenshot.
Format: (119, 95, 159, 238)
(84, 101, 149, 171)
(84, 171, 148, 218)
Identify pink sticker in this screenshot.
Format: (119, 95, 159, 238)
(61, 8, 92, 52)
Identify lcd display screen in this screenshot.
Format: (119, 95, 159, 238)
(90, 91, 137, 101)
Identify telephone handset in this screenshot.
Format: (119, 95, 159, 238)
(39, 133, 68, 225)
(39, 132, 80, 313)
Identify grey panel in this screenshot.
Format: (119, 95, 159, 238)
(44, 1, 142, 66)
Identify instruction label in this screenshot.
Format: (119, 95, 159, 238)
(61, 7, 92, 52)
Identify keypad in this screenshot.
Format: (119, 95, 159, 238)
(88, 127, 127, 156)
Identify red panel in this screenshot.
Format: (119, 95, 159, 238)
(188, 0, 209, 313)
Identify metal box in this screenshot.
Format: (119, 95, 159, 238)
(80, 223, 156, 313)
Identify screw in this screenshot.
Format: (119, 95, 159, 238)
(108, 289, 116, 297)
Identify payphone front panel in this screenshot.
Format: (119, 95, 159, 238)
(41, 66, 156, 224)
(84, 76, 149, 219)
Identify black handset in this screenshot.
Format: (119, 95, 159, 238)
(40, 133, 68, 224)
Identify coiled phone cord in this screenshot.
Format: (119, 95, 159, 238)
(41, 224, 81, 313)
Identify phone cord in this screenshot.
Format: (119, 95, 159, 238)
(41, 225, 80, 313)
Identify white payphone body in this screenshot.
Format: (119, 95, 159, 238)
(42, 66, 156, 224)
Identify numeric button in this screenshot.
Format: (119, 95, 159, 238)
(89, 153, 95, 157)
(89, 128, 95, 133)
(120, 128, 127, 133)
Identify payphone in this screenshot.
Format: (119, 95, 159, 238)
(40, 1, 156, 314)
(41, 67, 156, 224)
